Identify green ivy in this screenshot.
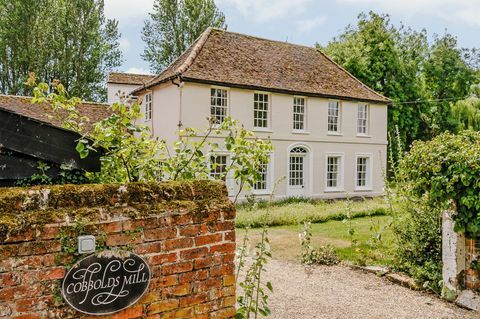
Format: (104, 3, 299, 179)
(15, 162, 89, 186)
(398, 130, 480, 237)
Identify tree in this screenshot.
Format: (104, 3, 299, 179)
(320, 12, 429, 147)
(321, 12, 479, 146)
(451, 85, 480, 131)
(423, 34, 477, 134)
(142, 0, 226, 73)
(0, 0, 122, 101)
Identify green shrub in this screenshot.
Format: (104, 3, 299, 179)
(300, 222, 340, 266)
(391, 130, 480, 293)
(399, 130, 480, 236)
(391, 195, 442, 292)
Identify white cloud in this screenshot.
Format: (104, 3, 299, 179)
(104, 0, 154, 21)
(296, 16, 326, 33)
(118, 37, 131, 51)
(125, 67, 152, 75)
(443, 8, 480, 27)
(217, 0, 312, 22)
(336, 0, 480, 26)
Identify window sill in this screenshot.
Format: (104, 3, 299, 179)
(252, 190, 271, 196)
(354, 187, 373, 192)
(356, 134, 371, 138)
(327, 132, 343, 136)
(253, 128, 273, 133)
(292, 130, 310, 135)
(324, 188, 344, 193)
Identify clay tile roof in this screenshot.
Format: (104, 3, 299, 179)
(107, 72, 155, 85)
(133, 28, 390, 103)
(0, 94, 112, 133)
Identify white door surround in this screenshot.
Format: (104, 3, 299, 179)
(287, 144, 311, 197)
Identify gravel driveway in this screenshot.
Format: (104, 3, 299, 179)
(262, 259, 476, 319)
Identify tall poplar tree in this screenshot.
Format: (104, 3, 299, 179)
(0, 0, 122, 101)
(142, 0, 226, 73)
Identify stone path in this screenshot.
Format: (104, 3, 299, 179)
(262, 259, 477, 319)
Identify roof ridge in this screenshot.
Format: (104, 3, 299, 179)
(315, 49, 391, 102)
(176, 27, 214, 75)
(209, 27, 317, 50)
(139, 27, 214, 90)
(109, 72, 153, 76)
(0, 94, 109, 106)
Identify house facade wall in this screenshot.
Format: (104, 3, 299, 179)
(132, 81, 388, 199)
(107, 83, 143, 104)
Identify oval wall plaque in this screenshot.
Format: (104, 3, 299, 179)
(61, 250, 151, 315)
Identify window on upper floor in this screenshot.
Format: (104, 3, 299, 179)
(210, 155, 228, 181)
(210, 88, 228, 124)
(254, 93, 269, 128)
(327, 101, 340, 133)
(355, 155, 372, 190)
(326, 155, 343, 190)
(145, 93, 152, 121)
(293, 97, 306, 131)
(357, 104, 369, 135)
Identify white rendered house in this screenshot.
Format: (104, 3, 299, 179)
(107, 28, 390, 199)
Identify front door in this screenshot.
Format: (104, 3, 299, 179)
(288, 147, 308, 197)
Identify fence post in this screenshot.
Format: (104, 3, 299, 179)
(442, 210, 465, 299)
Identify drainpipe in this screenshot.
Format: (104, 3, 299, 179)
(171, 76, 184, 128)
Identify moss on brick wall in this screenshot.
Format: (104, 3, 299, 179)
(0, 180, 237, 319)
(0, 180, 234, 242)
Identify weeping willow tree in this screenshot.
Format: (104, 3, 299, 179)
(452, 85, 480, 130)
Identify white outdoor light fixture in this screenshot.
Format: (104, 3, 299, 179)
(77, 235, 96, 254)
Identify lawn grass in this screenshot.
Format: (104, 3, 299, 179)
(236, 215, 394, 266)
(235, 197, 387, 228)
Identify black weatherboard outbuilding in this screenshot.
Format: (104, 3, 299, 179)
(0, 95, 110, 186)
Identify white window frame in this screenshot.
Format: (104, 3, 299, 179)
(210, 87, 229, 124)
(253, 92, 270, 130)
(209, 152, 235, 195)
(209, 154, 229, 181)
(327, 100, 342, 134)
(252, 153, 274, 195)
(357, 103, 369, 136)
(145, 93, 152, 121)
(354, 153, 373, 191)
(292, 96, 307, 132)
(325, 152, 344, 192)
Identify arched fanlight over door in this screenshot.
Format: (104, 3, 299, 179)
(288, 146, 308, 196)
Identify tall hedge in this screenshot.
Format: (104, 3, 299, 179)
(392, 130, 480, 292)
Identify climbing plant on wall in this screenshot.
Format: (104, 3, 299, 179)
(398, 130, 480, 236)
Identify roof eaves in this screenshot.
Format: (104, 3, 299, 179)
(315, 48, 391, 103)
(181, 77, 391, 104)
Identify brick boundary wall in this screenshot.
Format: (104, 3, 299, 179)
(0, 181, 236, 319)
(465, 238, 480, 290)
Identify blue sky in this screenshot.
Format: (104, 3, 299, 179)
(104, 0, 480, 74)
